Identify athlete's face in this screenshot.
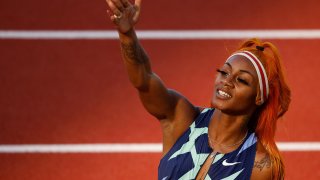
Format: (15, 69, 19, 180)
(211, 55, 260, 115)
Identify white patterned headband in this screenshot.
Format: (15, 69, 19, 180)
(227, 51, 269, 103)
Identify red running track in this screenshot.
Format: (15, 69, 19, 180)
(1, 0, 320, 30)
(0, 0, 320, 179)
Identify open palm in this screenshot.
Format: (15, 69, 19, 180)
(106, 0, 142, 33)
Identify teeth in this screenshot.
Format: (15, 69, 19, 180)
(218, 90, 231, 98)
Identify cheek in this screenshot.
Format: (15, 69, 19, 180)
(236, 87, 257, 105)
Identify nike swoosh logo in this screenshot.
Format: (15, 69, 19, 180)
(162, 176, 168, 180)
(222, 159, 242, 166)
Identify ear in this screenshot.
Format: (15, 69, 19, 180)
(255, 89, 263, 106)
(256, 96, 263, 106)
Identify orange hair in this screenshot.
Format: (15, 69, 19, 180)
(237, 38, 291, 179)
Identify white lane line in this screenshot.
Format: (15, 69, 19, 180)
(0, 143, 162, 153)
(277, 142, 320, 151)
(1, 30, 320, 39)
(0, 142, 319, 153)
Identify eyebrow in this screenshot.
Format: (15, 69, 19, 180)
(225, 62, 232, 68)
(225, 62, 254, 77)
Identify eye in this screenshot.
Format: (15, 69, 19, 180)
(237, 77, 249, 85)
(216, 69, 229, 76)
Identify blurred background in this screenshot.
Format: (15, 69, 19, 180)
(0, 0, 319, 179)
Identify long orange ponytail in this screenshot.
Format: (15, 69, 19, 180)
(237, 38, 291, 179)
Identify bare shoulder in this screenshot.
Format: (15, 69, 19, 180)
(251, 142, 272, 180)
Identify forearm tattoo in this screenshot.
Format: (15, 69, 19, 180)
(254, 154, 271, 171)
(120, 41, 147, 64)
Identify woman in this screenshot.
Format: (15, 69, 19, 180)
(105, 0, 291, 179)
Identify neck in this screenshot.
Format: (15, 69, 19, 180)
(208, 109, 250, 149)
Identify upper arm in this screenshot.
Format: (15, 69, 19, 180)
(138, 72, 196, 121)
(137, 73, 201, 155)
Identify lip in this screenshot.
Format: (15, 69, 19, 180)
(216, 88, 232, 100)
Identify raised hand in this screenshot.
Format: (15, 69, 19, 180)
(106, 0, 142, 33)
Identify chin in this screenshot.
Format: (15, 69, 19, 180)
(211, 98, 246, 115)
(210, 98, 225, 110)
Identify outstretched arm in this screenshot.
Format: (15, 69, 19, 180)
(106, 0, 199, 153)
(106, 0, 197, 121)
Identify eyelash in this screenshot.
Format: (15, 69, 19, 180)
(216, 69, 228, 76)
(216, 69, 249, 85)
(237, 78, 249, 85)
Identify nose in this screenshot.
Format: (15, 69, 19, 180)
(222, 75, 235, 88)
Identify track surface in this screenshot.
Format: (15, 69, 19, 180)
(1, 0, 320, 179)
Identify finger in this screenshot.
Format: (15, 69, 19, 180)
(110, 14, 120, 24)
(110, 0, 125, 11)
(107, 9, 118, 19)
(135, 0, 142, 8)
(132, 4, 141, 22)
(109, 11, 121, 23)
(106, 0, 121, 15)
(120, 0, 131, 8)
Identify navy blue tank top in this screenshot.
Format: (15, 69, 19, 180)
(158, 108, 257, 180)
